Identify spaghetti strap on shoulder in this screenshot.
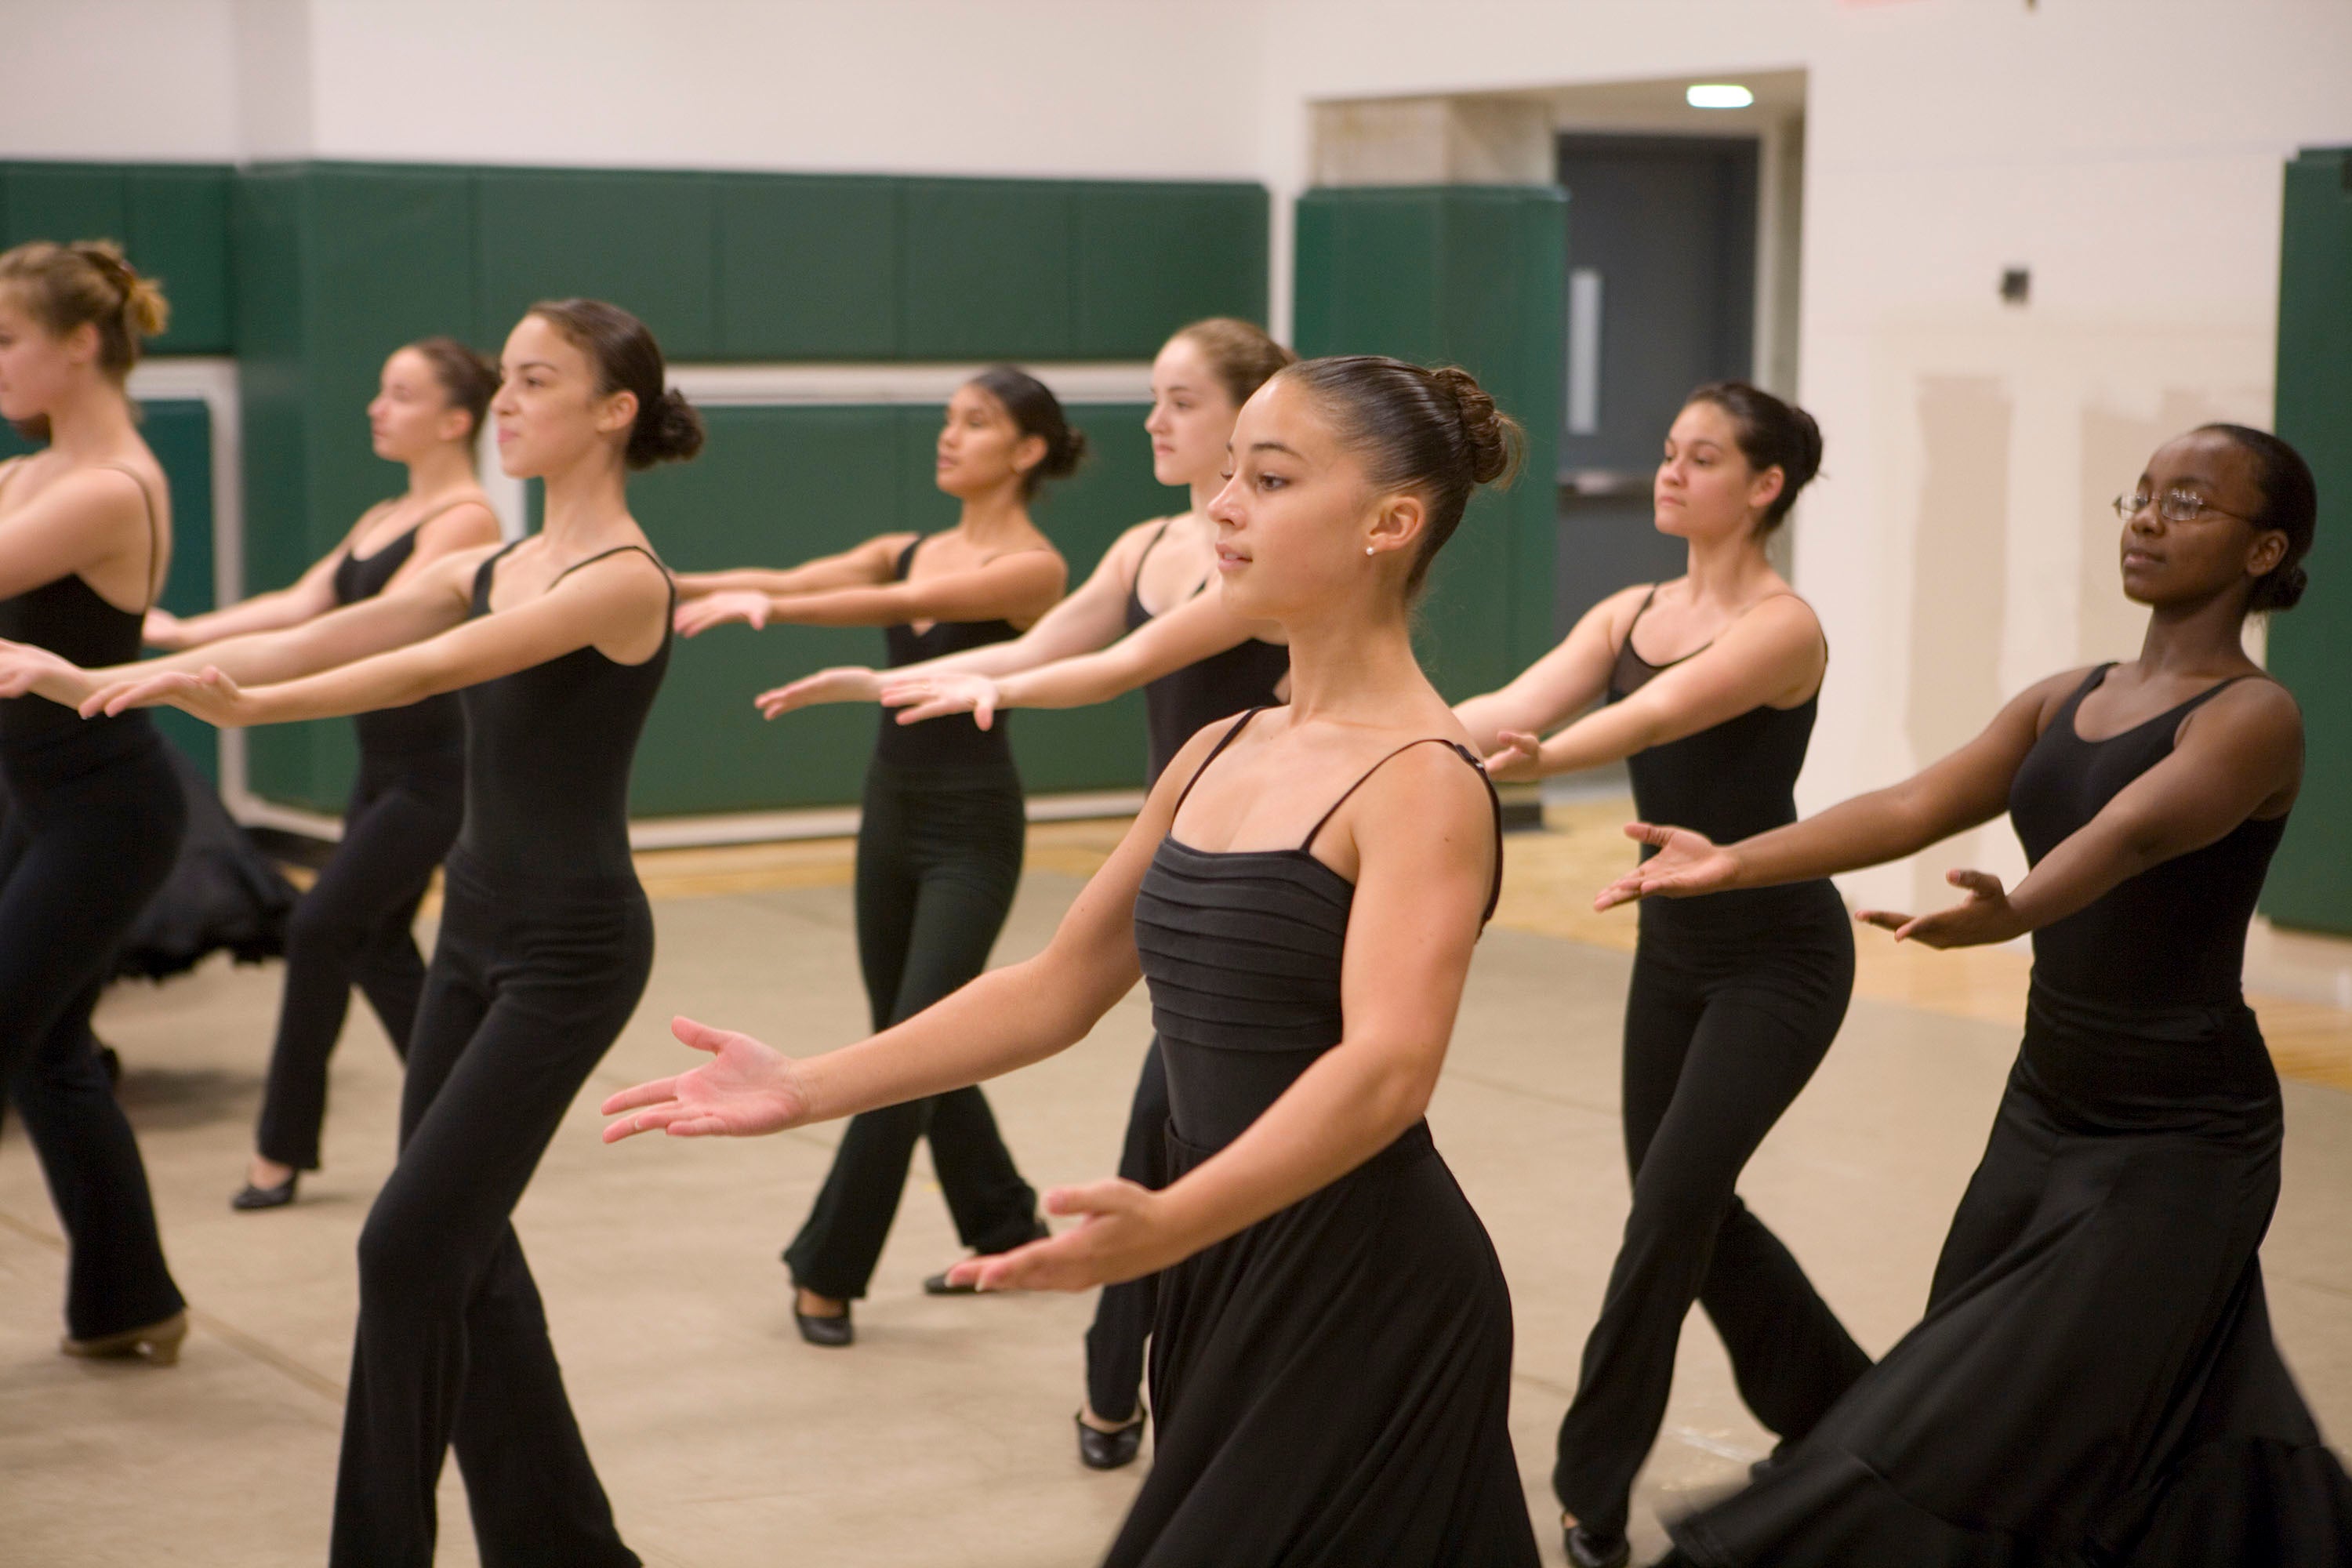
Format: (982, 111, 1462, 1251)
(95, 462, 165, 611)
(1167, 707, 1265, 823)
(1301, 738, 1504, 925)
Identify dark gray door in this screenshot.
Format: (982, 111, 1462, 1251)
(1554, 134, 1759, 636)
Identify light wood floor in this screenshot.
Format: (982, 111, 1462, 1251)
(627, 799, 2352, 1093)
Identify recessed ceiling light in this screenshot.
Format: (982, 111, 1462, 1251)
(1686, 84, 1755, 109)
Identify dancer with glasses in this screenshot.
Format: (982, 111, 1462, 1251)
(1610, 425, 2352, 1566)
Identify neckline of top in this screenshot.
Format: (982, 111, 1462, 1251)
(2065, 662, 2258, 746)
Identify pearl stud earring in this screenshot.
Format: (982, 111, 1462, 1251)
(1364, 546, 1376, 556)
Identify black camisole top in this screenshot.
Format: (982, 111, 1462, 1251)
(1134, 708, 1503, 1150)
(332, 500, 473, 757)
(1606, 586, 1819, 849)
(875, 535, 1024, 770)
(452, 541, 672, 887)
(1122, 520, 1289, 787)
(0, 461, 161, 757)
(2009, 664, 2287, 1011)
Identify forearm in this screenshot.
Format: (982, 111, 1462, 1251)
(1530, 700, 1655, 776)
(684, 561, 875, 599)
(761, 586, 909, 629)
(1726, 782, 1973, 889)
(223, 640, 469, 726)
(164, 587, 324, 647)
(797, 949, 1129, 1121)
(1152, 1042, 1436, 1254)
(994, 642, 1164, 712)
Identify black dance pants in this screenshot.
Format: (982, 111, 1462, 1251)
(256, 744, 462, 1171)
(1555, 883, 1870, 1536)
(0, 728, 185, 1339)
(1085, 1036, 1169, 1423)
(784, 757, 1039, 1301)
(331, 855, 648, 1568)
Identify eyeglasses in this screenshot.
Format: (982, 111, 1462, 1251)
(2112, 489, 2255, 524)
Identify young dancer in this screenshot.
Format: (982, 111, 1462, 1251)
(606, 354, 1540, 1566)
(672, 368, 1078, 1346)
(1604, 426, 2352, 1566)
(147, 337, 501, 1210)
(1454, 383, 1867, 1567)
(8, 298, 695, 1565)
(0, 239, 187, 1365)
(758, 318, 1291, 1459)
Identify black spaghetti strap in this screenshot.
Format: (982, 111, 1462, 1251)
(97, 463, 165, 612)
(551, 542, 671, 595)
(1300, 737, 1505, 925)
(1168, 707, 1265, 822)
(1301, 739, 1478, 853)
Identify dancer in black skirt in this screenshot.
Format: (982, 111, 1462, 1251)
(11, 299, 696, 1566)
(0, 240, 187, 1364)
(760, 318, 1292, 1461)
(606, 354, 1540, 1567)
(145, 337, 501, 1210)
(1603, 424, 2352, 1566)
(672, 368, 1080, 1345)
(1454, 383, 1867, 1566)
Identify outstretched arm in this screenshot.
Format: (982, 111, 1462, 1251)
(673, 533, 910, 602)
(1599, 669, 2087, 909)
(683, 547, 1066, 636)
(599, 719, 1250, 1140)
(869, 589, 1277, 728)
(1454, 585, 1637, 753)
(86, 550, 669, 728)
(146, 539, 344, 649)
(1852, 679, 2303, 947)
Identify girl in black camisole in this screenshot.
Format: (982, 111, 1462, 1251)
(29, 299, 702, 1566)
(670, 367, 1080, 1340)
(1614, 424, 2352, 1566)
(1456, 384, 1865, 1566)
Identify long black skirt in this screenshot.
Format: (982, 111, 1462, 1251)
(1666, 986, 2352, 1566)
(1104, 1120, 1539, 1568)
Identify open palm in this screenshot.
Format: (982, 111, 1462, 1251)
(1594, 822, 1740, 909)
(880, 672, 1001, 729)
(754, 666, 880, 720)
(601, 1016, 811, 1142)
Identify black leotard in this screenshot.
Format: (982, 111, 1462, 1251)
(1109, 708, 1533, 1566)
(874, 536, 1022, 769)
(452, 541, 670, 885)
(332, 502, 473, 757)
(0, 464, 155, 757)
(1122, 520, 1289, 786)
(2011, 662, 2283, 1007)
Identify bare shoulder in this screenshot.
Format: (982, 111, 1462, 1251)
(419, 496, 503, 548)
(2195, 673, 2304, 741)
(1349, 740, 1497, 873)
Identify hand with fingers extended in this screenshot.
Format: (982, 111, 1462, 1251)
(673, 590, 772, 638)
(601, 1016, 813, 1142)
(753, 666, 881, 720)
(0, 638, 92, 704)
(878, 671, 1004, 730)
(81, 664, 249, 726)
(940, 1178, 1188, 1294)
(1854, 868, 2027, 949)
(1479, 730, 1544, 783)
(1593, 822, 1742, 910)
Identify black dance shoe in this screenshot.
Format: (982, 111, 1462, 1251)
(1075, 1410, 1146, 1471)
(1564, 1524, 1630, 1568)
(923, 1218, 1051, 1295)
(793, 1301, 854, 1348)
(231, 1173, 299, 1211)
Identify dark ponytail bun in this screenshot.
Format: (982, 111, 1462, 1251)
(971, 365, 1085, 495)
(630, 385, 706, 468)
(1282, 355, 1524, 599)
(2200, 424, 2318, 616)
(528, 297, 704, 470)
(1686, 380, 1822, 533)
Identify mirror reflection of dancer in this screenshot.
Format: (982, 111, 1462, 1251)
(0, 240, 187, 1366)
(760, 318, 1293, 1463)
(1610, 427, 2352, 1566)
(3, 299, 696, 1566)
(1454, 384, 1866, 1568)
(672, 370, 1079, 1347)
(606, 356, 1542, 1566)
(146, 339, 502, 1210)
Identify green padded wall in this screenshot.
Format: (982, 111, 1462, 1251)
(222, 160, 1267, 818)
(1293, 186, 1566, 699)
(630, 398, 1164, 815)
(0, 162, 234, 354)
(2263, 147, 2352, 935)
(0, 398, 218, 777)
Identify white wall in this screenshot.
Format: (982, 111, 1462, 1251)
(8, 0, 2348, 906)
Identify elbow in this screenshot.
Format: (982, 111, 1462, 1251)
(1359, 1050, 1441, 1142)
